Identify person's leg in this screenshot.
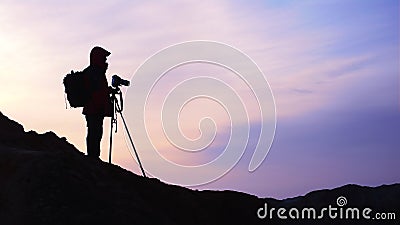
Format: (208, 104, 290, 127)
(92, 116, 104, 157)
(86, 115, 104, 158)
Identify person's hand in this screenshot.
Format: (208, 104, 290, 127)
(109, 86, 120, 95)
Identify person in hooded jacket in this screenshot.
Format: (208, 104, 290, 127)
(83, 46, 113, 159)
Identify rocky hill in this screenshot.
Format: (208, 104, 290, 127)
(0, 112, 398, 225)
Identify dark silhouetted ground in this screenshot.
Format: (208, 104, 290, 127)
(0, 112, 398, 225)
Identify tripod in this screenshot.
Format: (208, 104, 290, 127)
(109, 87, 146, 177)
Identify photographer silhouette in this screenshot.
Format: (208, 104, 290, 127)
(82, 46, 113, 159)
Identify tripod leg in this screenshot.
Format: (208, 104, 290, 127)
(109, 96, 116, 164)
(108, 117, 114, 164)
(114, 100, 146, 177)
(110, 89, 146, 177)
(120, 113, 147, 177)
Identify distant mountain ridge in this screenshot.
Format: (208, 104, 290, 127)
(0, 111, 398, 225)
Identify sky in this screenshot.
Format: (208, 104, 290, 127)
(0, 0, 399, 199)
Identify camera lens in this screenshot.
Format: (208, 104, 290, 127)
(112, 75, 130, 87)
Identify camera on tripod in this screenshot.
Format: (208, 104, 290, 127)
(112, 75, 130, 87)
(108, 74, 146, 177)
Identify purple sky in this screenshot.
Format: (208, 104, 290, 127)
(0, 0, 399, 199)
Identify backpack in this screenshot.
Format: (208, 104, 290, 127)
(63, 70, 89, 108)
